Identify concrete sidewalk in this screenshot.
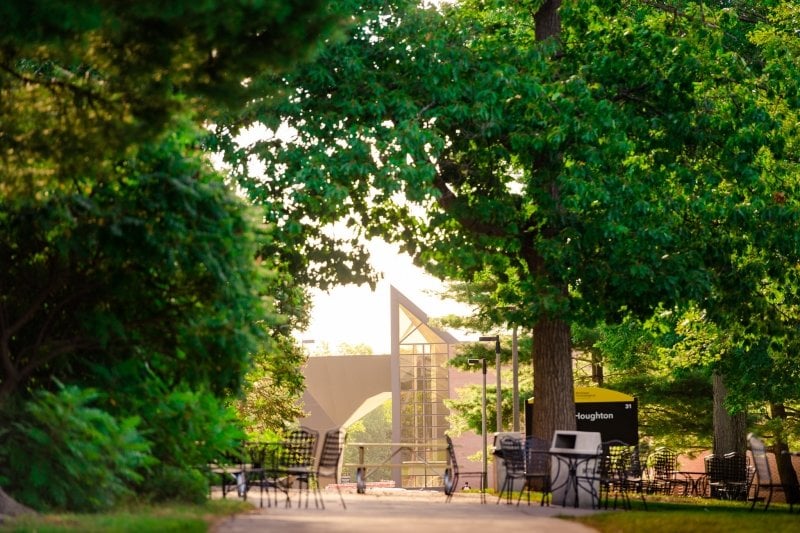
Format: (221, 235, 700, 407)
(211, 488, 601, 533)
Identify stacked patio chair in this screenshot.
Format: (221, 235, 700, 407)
(623, 444, 649, 509)
(704, 452, 753, 501)
(593, 440, 647, 510)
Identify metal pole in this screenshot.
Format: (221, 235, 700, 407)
(494, 338, 501, 433)
(512, 326, 519, 432)
(481, 357, 487, 496)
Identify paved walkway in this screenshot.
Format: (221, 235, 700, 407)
(211, 488, 601, 533)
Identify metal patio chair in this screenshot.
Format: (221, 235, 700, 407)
(748, 434, 798, 512)
(283, 426, 319, 508)
(496, 436, 526, 505)
(647, 447, 690, 496)
(519, 436, 551, 507)
(311, 428, 348, 509)
(444, 434, 485, 504)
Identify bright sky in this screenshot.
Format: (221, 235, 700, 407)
(224, 106, 472, 355)
(297, 239, 472, 354)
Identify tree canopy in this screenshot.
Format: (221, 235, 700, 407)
(0, 0, 344, 195)
(220, 0, 800, 440)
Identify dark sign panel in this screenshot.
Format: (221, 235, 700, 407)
(574, 399, 638, 445)
(526, 387, 639, 445)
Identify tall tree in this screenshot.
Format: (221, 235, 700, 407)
(222, 0, 800, 444)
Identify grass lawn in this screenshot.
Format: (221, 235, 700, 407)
(0, 499, 253, 533)
(571, 496, 799, 533)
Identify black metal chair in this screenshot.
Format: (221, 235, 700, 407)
(594, 440, 647, 510)
(622, 444, 649, 510)
(496, 436, 526, 505)
(647, 447, 690, 496)
(283, 426, 319, 508)
(705, 451, 752, 501)
(703, 453, 722, 498)
(519, 436, 551, 507)
(444, 434, 485, 503)
(311, 428, 348, 509)
(242, 442, 269, 508)
(748, 434, 798, 512)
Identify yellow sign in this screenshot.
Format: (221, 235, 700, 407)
(527, 386, 634, 404)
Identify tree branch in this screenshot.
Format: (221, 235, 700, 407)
(434, 158, 509, 238)
(0, 62, 109, 105)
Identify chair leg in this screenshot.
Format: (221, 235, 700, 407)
(310, 474, 324, 510)
(516, 479, 530, 507)
(335, 483, 346, 509)
(496, 477, 508, 505)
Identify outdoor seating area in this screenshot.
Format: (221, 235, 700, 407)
(208, 427, 347, 510)
(488, 432, 800, 513)
(206, 429, 800, 520)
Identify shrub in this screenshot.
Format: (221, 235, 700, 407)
(0, 385, 151, 512)
(134, 385, 245, 504)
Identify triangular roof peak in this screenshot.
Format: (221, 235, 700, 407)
(390, 285, 459, 344)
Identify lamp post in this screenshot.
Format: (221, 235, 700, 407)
(467, 355, 487, 498)
(512, 326, 519, 432)
(480, 335, 502, 432)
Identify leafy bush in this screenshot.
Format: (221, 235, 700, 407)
(0, 385, 151, 512)
(134, 384, 245, 504)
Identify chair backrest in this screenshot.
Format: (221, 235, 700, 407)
(748, 434, 773, 483)
(721, 451, 748, 483)
(499, 436, 526, 477)
(598, 440, 632, 480)
(285, 426, 319, 468)
(445, 434, 460, 474)
(244, 441, 267, 468)
(650, 447, 679, 478)
(524, 436, 551, 477)
(705, 454, 723, 482)
(317, 428, 346, 477)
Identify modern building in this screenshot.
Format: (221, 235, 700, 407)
(299, 286, 489, 489)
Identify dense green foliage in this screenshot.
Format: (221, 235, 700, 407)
(0, 125, 272, 508)
(0, 126, 271, 402)
(0, 0, 349, 512)
(0, 386, 149, 511)
(221, 0, 800, 443)
(0, 0, 343, 193)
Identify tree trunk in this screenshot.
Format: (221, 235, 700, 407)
(531, 317, 576, 442)
(535, 0, 562, 41)
(529, 0, 574, 444)
(769, 403, 800, 504)
(712, 372, 746, 455)
(0, 487, 36, 518)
